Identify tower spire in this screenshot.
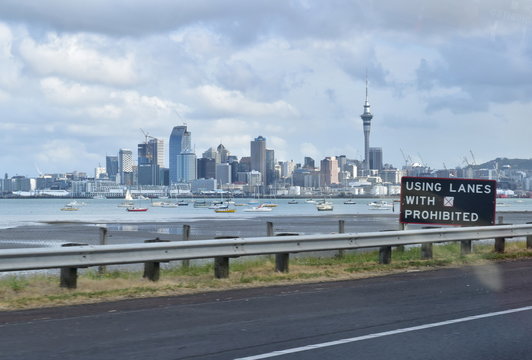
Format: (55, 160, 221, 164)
(360, 74, 373, 173)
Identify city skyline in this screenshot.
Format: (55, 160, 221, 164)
(0, 2, 531, 177)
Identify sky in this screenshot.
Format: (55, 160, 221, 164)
(0, 0, 531, 177)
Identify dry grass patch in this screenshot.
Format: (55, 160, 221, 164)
(2, 242, 532, 310)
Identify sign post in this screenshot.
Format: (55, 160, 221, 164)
(400, 177, 496, 227)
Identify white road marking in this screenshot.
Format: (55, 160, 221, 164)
(235, 305, 532, 359)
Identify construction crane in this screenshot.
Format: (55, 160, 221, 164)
(400, 149, 412, 167)
(470, 150, 477, 166)
(140, 129, 157, 163)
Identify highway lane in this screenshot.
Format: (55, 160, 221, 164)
(2, 259, 532, 359)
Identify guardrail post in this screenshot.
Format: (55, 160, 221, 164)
(214, 257, 229, 278)
(60, 267, 78, 289)
(97, 227, 108, 275)
(527, 222, 532, 249)
(421, 227, 435, 260)
(396, 223, 406, 252)
(379, 246, 392, 264)
(266, 221, 274, 237)
(494, 237, 505, 253)
(213, 236, 238, 279)
(143, 238, 169, 281)
(182, 224, 191, 269)
(267, 222, 290, 273)
(460, 240, 472, 255)
(59, 243, 87, 289)
(337, 220, 345, 258)
(495, 216, 505, 253)
(274, 233, 298, 273)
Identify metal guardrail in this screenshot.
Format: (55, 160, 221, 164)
(1, 224, 532, 272)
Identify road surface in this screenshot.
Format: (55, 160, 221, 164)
(2, 259, 532, 359)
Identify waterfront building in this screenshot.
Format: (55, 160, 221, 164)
(369, 147, 383, 170)
(217, 144, 230, 163)
(320, 156, 339, 186)
(175, 151, 197, 183)
(266, 148, 276, 187)
(360, 78, 373, 173)
(239, 156, 252, 173)
(169, 125, 191, 183)
(251, 136, 267, 186)
(138, 137, 163, 185)
(190, 178, 216, 193)
(337, 155, 347, 172)
(215, 163, 232, 185)
(303, 157, 315, 169)
(94, 167, 106, 179)
(118, 149, 133, 185)
(202, 147, 218, 161)
(197, 157, 216, 179)
(105, 155, 118, 181)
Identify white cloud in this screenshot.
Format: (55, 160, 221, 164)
(192, 85, 299, 118)
(19, 33, 138, 86)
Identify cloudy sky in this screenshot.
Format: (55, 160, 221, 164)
(0, 0, 531, 177)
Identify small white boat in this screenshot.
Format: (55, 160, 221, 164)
(118, 190, 135, 207)
(316, 202, 333, 211)
(193, 200, 209, 208)
(61, 205, 79, 211)
(244, 204, 273, 212)
(160, 202, 178, 208)
(288, 199, 298, 204)
(368, 200, 393, 210)
(344, 199, 357, 205)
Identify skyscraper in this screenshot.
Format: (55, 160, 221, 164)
(320, 156, 339, 186)
(360, 78, 373, 173)
(169, 125, 191, 183)
(106, 155, 118, 181)
(369, 147, 383, 171)
(250, 136, 266, 186)
(176, 151, 197, 183)
(266, 148, 275, 186)
(118, 149, 133, 185)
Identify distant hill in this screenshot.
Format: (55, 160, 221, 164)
(477, 158, 532, 170)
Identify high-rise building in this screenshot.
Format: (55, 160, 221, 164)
(320, 156, 339, 186)
(197, 158, 216, 179)
(118, 149, 133, 185)
(169, 125, 191, 183)
(202, 147, 217, 161)
(266, 148, 275, 186)
(106, 155, 118, 181)
(303, 157, 315, 169)
(337, 155, 347, 172)
(175, 151, 197, 183)
(360, 78, 373, 173)
(215, 163, 231, 185)
(138, 138, 164, 185)
(251, 136, 266, 186)
(217, 144, 230, 163)
(369, 147, 383, 171)
(154, 139, 165, 168)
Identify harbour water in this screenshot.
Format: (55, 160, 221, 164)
(0, 197, 531, 229)
(0, 197, 530, 247)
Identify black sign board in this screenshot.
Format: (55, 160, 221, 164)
(400, 176, 496, 226)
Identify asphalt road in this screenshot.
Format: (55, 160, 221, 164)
(2, 259, 532, 360)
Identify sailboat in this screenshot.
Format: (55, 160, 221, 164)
(118, 189, 135, 208)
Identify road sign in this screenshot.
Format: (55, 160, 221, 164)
(400, 176, 496, 226)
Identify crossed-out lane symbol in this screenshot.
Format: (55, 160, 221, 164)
(444, 196, 454, 207)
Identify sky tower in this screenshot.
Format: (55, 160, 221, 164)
(360, 78, 373, 173)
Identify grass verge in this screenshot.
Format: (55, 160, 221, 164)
(2, 241, 532, 310)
